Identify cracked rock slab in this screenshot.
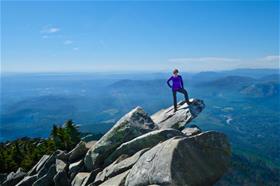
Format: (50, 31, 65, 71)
(84, 107, 154, 170)
(104, 128, 184, 166)
(151, 99, 205, 130)
(125, 131, 230, 186)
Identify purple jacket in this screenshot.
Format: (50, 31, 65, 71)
(167, 75, 184, 91)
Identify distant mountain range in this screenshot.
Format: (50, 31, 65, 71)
(197, 76, 255, 89)
(1, 69, 279, 141)
(190, 68, 280, 82)
(1, 68, 280, 185)
(196, 73, 279, 97)
(240, 81, 280, 97)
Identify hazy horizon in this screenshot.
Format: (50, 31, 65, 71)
(1, 67, 280, 75)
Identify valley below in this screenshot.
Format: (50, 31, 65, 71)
(1, 68, 280, 185)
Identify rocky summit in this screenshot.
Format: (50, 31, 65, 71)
(2, 98, 231, 186)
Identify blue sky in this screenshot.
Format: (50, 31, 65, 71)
(1, 0, 279, 72)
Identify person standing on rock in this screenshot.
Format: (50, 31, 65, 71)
(167, 69, 191, 112)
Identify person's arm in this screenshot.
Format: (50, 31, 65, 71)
(180, 75, 184, 88)
(167, 76, 172, 88)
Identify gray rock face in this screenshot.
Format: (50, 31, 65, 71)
(151, 99, 205, 130)
(69, 160, 84, 180)
(125, 131, 231, 186)
(33, 164, 57, 186)
(71, 170, 99, 186)
(56, 159, 67, 172)
(80, 169, 101, 186)
(68, 141, 88, 163)
(53, 170, 70, 186)
(28, 155, 50, 176)
(182, 125, 201, 136)
(71, 172, 90, 186)
(95, 148, 149, 184)
(15, 175, 37, 186)
(2, 168, 26, 186)
(86, 141, 97, 149)
(37, 152, 57, 178)
(99, 170, 129, 186)
(56, 150, 69, 162)
(104, 129, 184, 166)
(84, 107, 154, 170)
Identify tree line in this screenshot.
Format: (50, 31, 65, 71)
(0, 120, 81, 173)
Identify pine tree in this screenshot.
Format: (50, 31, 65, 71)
(64, 120, 80, 149)
(51, 124, 63, 149)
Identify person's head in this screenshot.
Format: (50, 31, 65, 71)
(173, 69, 179, 76)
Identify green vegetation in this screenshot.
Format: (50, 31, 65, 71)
(216, 153, 280, 186)
(50, 120, 81, 151)
(0, 120, 81, 173)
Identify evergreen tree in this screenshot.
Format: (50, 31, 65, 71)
(0, 119, 85, 173)
(51, 124, 63, 149)
(64, 120, 80, 149)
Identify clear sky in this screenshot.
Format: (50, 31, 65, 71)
(1, 0, 279, 73)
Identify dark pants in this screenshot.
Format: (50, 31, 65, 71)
(172, 88, 190, 111)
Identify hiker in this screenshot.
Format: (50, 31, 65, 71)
(167, 69, 191, 112)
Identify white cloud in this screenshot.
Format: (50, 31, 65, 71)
(259, 55, 280, 62)
(167, 55, 279, 72)
(168, 57, 240, 63)
(64, 40, 73, 45)
(73, 47, 79, 51)
(40, 25, 60, 34)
